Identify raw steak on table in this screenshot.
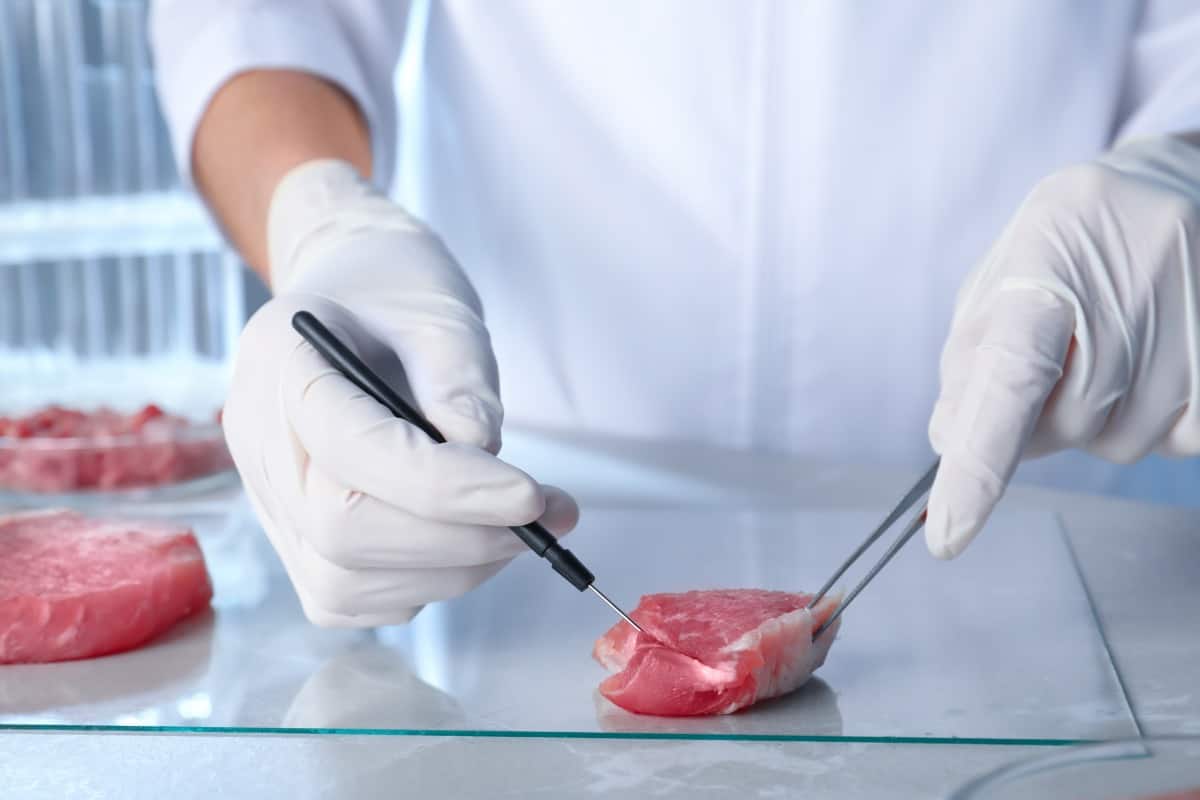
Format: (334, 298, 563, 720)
(0, 404, 232, 492)
(593, 589, 841, 716)
(0, 510, 212, 664)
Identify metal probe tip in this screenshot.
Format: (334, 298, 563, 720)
(589, 584, 644, 633)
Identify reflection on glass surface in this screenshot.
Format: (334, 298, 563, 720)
(951, 737, 1200, 800)
(283, 642, 464, 730)
(0, 611, 213, 722)
(176, 692, 213, 721)
(407, 604, 456, 697)
(0, 508, 1136, 742)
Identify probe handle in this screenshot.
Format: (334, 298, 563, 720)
(292, 310, 595, 592)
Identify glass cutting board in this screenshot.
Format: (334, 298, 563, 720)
(0, 506, 1136, 743)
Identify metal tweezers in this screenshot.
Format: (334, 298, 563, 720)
(809, 458, 940, 638)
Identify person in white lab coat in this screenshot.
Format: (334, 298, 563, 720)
(151, 1, 1200, 626)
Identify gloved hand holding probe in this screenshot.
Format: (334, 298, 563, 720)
(222, 160, 579, 625)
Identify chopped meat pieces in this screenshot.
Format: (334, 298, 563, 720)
(0, 404, 231, 492)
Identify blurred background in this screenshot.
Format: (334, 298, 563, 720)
(1, 0, 1195, 508)
(0, 0, 254, 418)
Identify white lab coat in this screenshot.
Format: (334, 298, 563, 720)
(151, 0, 1200, 504)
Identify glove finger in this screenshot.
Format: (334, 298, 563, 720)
(929, 311, 986, 457)
(291, 538, 511, 627)
(291, 223, 501, 453)
(538, 484, 581, 535)
(1073, 310, 1172, 462)
(926, 287, 1073, 559)
(376, 301, 504, 455)
(930, 231, 1026, 454)
(302, 466, 578, 569)
(283, 340, 544, 526)
(1028, 306, 1132, 457)
(310, 470, 578, 567)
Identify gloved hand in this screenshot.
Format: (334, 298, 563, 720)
(928, 135, 1200, 559)
(222, 159, 579, 626)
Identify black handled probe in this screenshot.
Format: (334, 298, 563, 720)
(291, 310, 643, 633)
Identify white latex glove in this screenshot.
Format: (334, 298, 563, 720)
(928, 135, 1200, 559)
(223, 159, 579, 626)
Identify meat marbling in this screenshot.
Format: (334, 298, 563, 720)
(593, 589, 841, 716)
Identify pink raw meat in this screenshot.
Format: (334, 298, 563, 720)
(0, 404, 232, 493)
(593, 589, 841, 716)
(0, 510, 213, 664)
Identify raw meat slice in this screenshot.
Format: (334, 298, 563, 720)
(593, 589, 841, 716)
(0, 404, 232, 492)
(0, 509, 213, 664)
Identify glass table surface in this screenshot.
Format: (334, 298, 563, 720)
(0, 505, 1136, 744)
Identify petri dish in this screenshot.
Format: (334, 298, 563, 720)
(950, 737, 1200, 800)
(0, 404, 235, 505)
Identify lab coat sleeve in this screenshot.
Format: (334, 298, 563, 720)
(149, 0, 409, 190)
(1113, 0, 1200, 142)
